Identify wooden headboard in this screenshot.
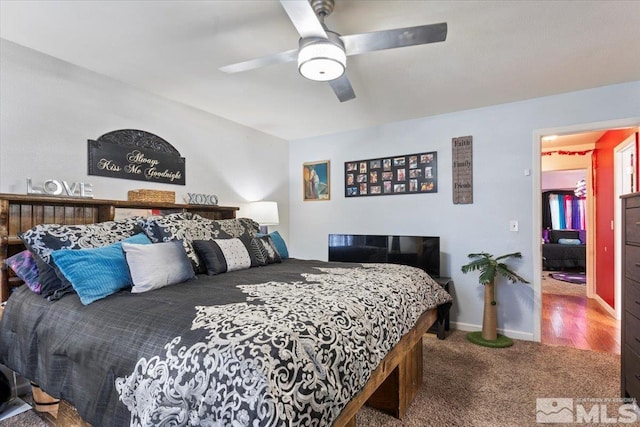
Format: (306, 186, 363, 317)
(0, 193, 239, 302)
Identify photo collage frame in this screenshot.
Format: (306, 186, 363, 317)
(344, 151, 437, 197)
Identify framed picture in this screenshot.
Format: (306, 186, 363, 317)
(344, 151, 437, 198)
(303, 160, 330, 201)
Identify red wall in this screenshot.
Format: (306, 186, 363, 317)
(593, 129, 636, 308)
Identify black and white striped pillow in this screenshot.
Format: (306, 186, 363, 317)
(193, 237, 259, 275)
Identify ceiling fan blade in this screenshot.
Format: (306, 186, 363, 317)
(280, 0, 328, 39)
(328, 73, 356, 102)
(341, 22, 447, 57)
(219, 49, 298, 73)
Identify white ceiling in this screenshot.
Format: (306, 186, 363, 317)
(541, 130, 606, 150)
(1, 0, 639, 141)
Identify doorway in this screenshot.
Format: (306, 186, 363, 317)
(533, 120, 639, 353)
(539, 133, 616, 352)
(541, 168, 588, 299)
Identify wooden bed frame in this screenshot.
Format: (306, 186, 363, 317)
(0, 193, 439, 427)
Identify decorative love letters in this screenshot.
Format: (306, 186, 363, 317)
(27, 178, 93, 198)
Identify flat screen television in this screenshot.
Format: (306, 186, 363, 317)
(328, 234, 440, 278)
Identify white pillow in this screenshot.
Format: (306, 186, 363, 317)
(122, 241, 195, 293)
(214, 238, 252, 271)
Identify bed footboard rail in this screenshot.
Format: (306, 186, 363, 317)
(332, 307, 438, 426)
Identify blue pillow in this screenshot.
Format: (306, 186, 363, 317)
(257, 231, 289, 259)
(51, 233, 151, 305)
(557, 238, 582, 245)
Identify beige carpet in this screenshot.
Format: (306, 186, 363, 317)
(0, 330, 621, 427)
(357, 330, 620, 426)
(0, 409, 43, 427)
(542, 270, 586, 297)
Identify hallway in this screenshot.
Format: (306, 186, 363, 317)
(541, 274, 620, 354)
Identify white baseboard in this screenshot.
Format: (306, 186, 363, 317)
(0, 364, 31, 397)
(451, 321, 535, 342)
(0, 397, 31, 421)
(593, 293, 616, 318)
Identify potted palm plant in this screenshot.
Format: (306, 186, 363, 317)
(461, 252, 529, 347)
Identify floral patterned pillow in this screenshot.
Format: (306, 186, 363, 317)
(204, 217, 260, 239)
(19, 217, 143, 299)
(20, 218, 144, 264)
(139, 214, 260, 272)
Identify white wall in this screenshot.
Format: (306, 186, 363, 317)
(541, 170, 586, 191)
(0, 39, 290, 239)
(289, 81, 640, 340)
(541, 142, 594, 172)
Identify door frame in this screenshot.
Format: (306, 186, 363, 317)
(614, 134, 637, 319)
(532, 117, 640, 342)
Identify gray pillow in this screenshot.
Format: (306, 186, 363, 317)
(122, 241, 195, 293)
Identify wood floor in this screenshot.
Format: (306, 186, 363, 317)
(542, 284, 620, 354)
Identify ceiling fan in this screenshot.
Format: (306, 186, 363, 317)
(219, 0, 447, 102)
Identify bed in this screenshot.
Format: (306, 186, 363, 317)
(0, 194, 451, 426)
(542, 229, 586, 271)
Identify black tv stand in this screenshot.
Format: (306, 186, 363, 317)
(431, 277, 452, 340)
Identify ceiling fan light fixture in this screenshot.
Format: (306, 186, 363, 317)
(298, 38, 346, 82)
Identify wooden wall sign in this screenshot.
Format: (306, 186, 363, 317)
(88, 129, 185, 185)
(452, 136, 473, 204)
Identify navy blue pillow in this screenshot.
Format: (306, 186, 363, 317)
(193, 240, 228, 275)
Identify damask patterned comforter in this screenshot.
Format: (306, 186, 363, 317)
(0, 259, 451, 426)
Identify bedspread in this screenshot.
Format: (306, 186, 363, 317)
(542, 243, 586, 270)
(0, 259, 451, 426)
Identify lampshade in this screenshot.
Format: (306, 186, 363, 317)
(298, 39, 346, 82)
(247, 201, 279, 226)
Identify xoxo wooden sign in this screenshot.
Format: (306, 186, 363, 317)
(187, 193, 218, 205)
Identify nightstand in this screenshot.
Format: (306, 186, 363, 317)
(430, 276, 452, 340)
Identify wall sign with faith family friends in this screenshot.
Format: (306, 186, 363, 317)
(452, 135, 473, 204)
